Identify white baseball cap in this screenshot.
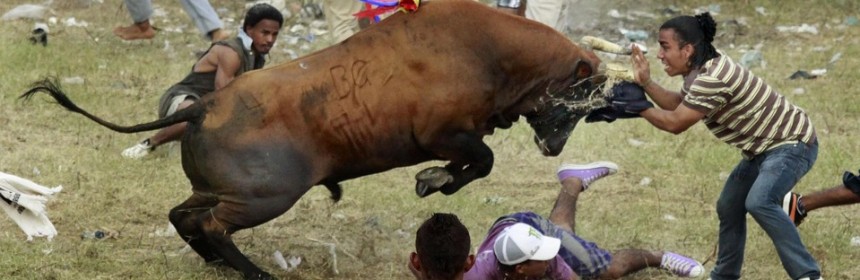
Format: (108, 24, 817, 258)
(493, 223, 561, 265)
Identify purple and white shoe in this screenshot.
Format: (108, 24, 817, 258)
(556, 161, 618, 190)
(661, 252, 704, 278)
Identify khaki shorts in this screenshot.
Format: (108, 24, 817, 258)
(157, 85, 201, 118)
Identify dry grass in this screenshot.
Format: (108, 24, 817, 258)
(1, 0, 859, 279)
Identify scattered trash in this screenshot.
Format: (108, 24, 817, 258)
(62, 76, 84, 85)
(639, 177, 652, 186)
(394, 228, 410, 238)
(618, 28, 649, 42)
(32, 167, 40, 176)
(792, 88, 805, 95)
(0, 172, 62, 241)
(788, 71, 813, 80)
(150, 223, 176, 237)
(851, 236, 860, 247)
(754, 7, 767, 16)
(827, 52, 842, 68)
(662, 214, 677, 221)
(776, 24, 818, 35)
(845, 16, 859, 26)
(694, 4, 720, 15)
(482, 196, 505, 205)
(81, 228, 118, 240)
(273, 250, 301, 271)
(299, 3, 323, 20)
(63, 17, 89, 28)
(660, 5, 681, 16)
(739, 51, 762, 69)
(81, 230, 107, 240)
(1, 4, 48, 21)
(306, 238, 341, 275)
(789, 69, 826, 80)
(606, 9, 623, 19)
(627, 138, 645, 147)
(30, 23, 48, 47)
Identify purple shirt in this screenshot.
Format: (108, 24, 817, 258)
(464, 221, 574, 280)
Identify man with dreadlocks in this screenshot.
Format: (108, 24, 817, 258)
(615, 12, 822, 280)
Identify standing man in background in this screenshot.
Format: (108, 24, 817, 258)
(496, 0, 567, 32)
(322, 0, 364, 44)
(114, 0, 230, 42)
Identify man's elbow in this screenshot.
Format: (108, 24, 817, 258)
(664, 124, 689, 135)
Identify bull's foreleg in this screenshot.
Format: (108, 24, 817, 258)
(415, 132, 494, 197)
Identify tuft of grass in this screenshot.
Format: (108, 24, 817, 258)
(1, 0, 859, 279)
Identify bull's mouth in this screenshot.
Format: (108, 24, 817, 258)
(528, 73, 611, 156)
(527, 103, 586, 156)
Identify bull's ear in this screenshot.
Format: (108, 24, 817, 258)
(574, 60, 594, 80)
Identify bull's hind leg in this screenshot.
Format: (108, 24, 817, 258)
(168, 193, 228, 266)
(200, 191, 310, 280)
(416, 131, 494, 197)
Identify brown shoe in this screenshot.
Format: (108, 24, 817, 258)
(113, 21, 155, 40)
(208, 28, 231, 42)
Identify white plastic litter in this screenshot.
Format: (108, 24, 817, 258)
(776, 24, 819, 35)
(0, 171, 62, 241)
(273, 250, 301, 271)
(1, 4, 48, 21)
(851, 236, 860, 247)
(62, 76, 84, 85)
(639, 177, 652, 186)
(627, 138, 645, 147)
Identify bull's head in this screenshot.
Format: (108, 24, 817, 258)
(526, 60, 607, 156)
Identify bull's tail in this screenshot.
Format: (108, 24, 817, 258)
(20, 77, 203, 134)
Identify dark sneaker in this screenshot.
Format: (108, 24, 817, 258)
(556, 161, 618, 190)
(782, 192, 807, 226)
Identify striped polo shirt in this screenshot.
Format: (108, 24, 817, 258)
(681, 52, 816, 157)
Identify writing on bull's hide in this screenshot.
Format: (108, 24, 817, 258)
(325, 60, 377, 155)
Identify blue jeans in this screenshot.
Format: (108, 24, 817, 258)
(710, 140, 820, 280)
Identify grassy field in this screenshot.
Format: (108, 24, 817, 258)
(1, 0, 859, 279)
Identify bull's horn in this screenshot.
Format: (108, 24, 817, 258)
(581, 36, 648, 55)
(605, 63, 635, 81)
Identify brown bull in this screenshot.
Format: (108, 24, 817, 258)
(22, 0, 606, 278)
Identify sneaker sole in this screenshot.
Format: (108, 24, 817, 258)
(782, 192, 799, 222)
(557, 161, 619, 174)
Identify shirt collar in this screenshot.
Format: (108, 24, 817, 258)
(238, 28, 253, 51)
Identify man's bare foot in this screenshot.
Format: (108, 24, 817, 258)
(113, 21, 155, 40)
(209, 28, 231, 42)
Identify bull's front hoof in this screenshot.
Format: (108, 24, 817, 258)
(415, 167, 453, 198)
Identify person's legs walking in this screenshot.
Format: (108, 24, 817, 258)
(710, 159, 755, 280)
(114, 0, 156, 40)
(746, 142, 820, 279)
(179, 0, 228, 41)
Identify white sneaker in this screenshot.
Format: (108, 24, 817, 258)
(121, 139, 154, 159)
